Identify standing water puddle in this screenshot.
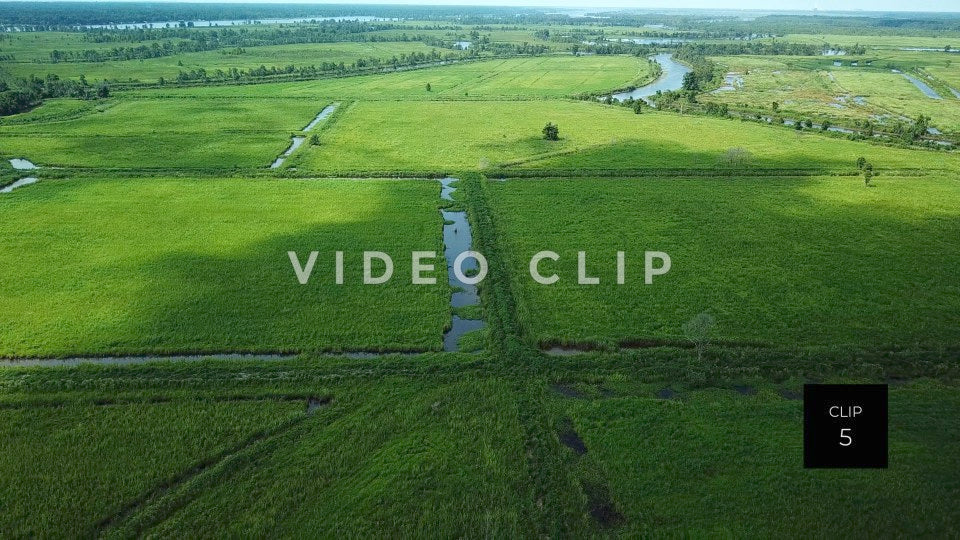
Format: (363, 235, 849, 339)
(713, 72, 744, 92)
(439, 177, 485, 352)
(1, 177, 38, 194)
(9, 158, 37, 170)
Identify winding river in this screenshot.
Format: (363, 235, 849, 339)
(610, 53, 692, 105)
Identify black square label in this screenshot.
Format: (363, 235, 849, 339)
(804, 384, 888, 468)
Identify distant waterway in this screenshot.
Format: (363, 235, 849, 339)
(609, 53, 692, 105)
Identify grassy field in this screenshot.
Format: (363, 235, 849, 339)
(520, 111, 958, 172)
(0, 31, 181, 62)
(125, 375, 533, 537)
(780, 33, 960, 50)
(293, 99, 958, 173)
(1, 361, 957, 536)
(486, 175, 960, 349)
(1, 398, 305, 537)
(1, 41, 443, 82)
(2, 16, 960, 536)
(129, 55, 653, 100)
(0, 96, 330, 168)
(0, 177, 448, 356)
(831, 69, 960, 130)
(556, 378, 960, 536)
(702, 52, 960, 133)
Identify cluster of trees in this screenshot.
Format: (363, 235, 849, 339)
(0, 74, 108, 116)
(598, 95, 648, 114)
(848, 114, 933, 142)
(486, 42, 549, 56)
(50, 40, 218, 62)
(890, 114, 934, 142)
(674, 41, 822, 58)
(674, 46, 717, 92)
(573, 42, 653, 56)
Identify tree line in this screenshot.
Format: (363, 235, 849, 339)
(0, 74, 108, 116)
(44, 23, 475, 63)
(168, 49, 467, 84)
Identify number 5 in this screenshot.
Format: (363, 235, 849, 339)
(840, 428, 853, 447)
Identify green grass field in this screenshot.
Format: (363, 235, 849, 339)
(294, 99, 957, 173)
(0, 177, 448, 356)
(1, 362, 957, 536)
(2, 41, 443, 82)
(0, 96, 329, 168)
(2, 13, 960, 536)
(558, 379, 960, 536)
(487, 175, 960, 348)
(129, 55, 652, 100)
(1, 398, 305, 537)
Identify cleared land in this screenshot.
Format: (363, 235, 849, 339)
(487, 175, 960, 348)
(0, 177, 448, 356)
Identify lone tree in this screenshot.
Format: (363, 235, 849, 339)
(856, 156, 867, 170)
(425, 83, 431, 92)
(863, 162, 874, 186)
(683, 312, 716, 362)
(542, 122, 559, 141)
(309, 134, 320, 146)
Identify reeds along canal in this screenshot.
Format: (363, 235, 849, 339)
(440, 177, 486, 352)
